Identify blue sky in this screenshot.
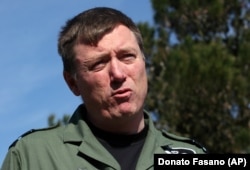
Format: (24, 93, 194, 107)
(0, 0, 153, 165)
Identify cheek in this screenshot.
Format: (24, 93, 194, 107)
(134, 63, 147, 82)
(79, 74, 109, 97)
(138, 71, 148, 93)
(129, 64, 147, 92)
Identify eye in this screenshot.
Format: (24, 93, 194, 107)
(89, 59, 108, 71)
(120, 53, 136, 63)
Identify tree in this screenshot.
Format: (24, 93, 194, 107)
(144, 0, 250, 153)
(48, 113, 70, 127)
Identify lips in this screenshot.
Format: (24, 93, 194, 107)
(112, 88, 132, 99)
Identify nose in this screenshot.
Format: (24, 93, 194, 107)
(109, 58, 126, 83)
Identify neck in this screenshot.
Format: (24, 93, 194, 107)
(87, 112, 145, 134)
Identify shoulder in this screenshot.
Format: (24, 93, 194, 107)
(9, 125, 62, 149)
(159, 130, 208, 154)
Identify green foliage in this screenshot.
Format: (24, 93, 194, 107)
(48, 113, 70, 127)
(145, 0, 250, 153)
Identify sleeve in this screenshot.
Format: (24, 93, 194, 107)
(1, 148, 21, 170)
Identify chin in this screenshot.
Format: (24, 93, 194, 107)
(106, 101, 141, 118)
(117, 105, 139, 116)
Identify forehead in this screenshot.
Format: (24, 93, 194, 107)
(97, 25, 138, 50)
(74, 25, 140, 58)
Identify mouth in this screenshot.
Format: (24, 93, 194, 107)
(112, 88, 132, 99)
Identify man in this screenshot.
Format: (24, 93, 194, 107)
(2, 7, 207, 170)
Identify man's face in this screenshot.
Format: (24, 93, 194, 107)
(67, 24, 148, 121)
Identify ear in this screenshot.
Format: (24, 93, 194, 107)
(63, 71, 81, 96)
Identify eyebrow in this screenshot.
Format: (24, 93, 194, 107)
(75, 46, 139, 67)
(92, 46, 138, 59)
(75, 53, 108, 70)
(115, 47, 138, 54)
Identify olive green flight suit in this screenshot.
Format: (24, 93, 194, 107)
(2, 104, 207, 170)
